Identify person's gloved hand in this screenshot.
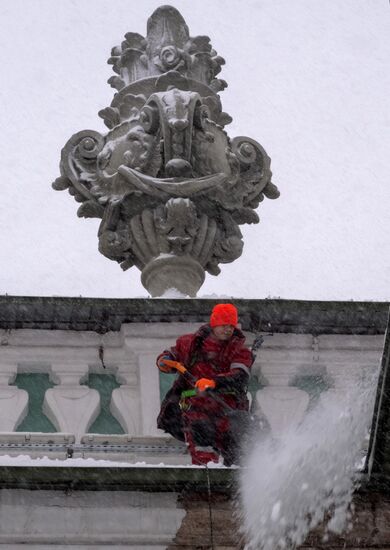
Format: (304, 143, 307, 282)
(157, 355, 175, 373)
(195, 378, 216, 392)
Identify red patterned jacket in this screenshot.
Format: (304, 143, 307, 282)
(157, 324, 253, 441)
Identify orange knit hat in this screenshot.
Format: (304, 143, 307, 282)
(209, 303, 238, 327)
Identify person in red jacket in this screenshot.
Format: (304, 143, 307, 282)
(156, 303, 253, 466)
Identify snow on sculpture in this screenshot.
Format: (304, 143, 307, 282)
(53, 5, 279, 296)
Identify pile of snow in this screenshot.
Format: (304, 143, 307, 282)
(156, 288, 190, 299)
(239, 371, 378, 549)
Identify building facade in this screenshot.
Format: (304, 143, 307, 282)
(0, 296, 388, 548)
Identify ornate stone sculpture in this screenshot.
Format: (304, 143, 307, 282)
(53, 5, 279, 296)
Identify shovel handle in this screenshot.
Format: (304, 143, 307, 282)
(162, 359, 198, 386)
(162, 359, 188, 375)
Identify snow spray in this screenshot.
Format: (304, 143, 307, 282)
(239, 370, 378, 549)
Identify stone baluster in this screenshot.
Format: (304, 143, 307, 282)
(251, 335, 312, 438)
(43, 364, 100, 442)
(255, 367, 310, 438)
(121, 323, 189, 437)
(110, 370, 141, 436)
(318, 335, 381, 412)
(0, 365, 29, 432)
(319, 364, 360, 407)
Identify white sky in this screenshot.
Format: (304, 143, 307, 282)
(0, 0, 389, 301)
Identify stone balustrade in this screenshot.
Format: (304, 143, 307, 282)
(0, 324, 384, 462)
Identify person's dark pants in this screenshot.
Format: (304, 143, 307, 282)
(182, 395, 243, 466)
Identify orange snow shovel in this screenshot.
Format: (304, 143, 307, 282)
(161, 359, 245, 410)
(161, 359, 216, 393)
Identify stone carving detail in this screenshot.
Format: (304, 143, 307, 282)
(43, 371, 100, 442)
(53, 5, 279, 296)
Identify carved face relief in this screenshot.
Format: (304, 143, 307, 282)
(123, 126, 161, 175)
(143, 89, 198, 174)
(97, 123, 161, 180)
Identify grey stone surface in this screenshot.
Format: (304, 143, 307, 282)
(0, 465, 233, 491)
(0, 488, 185, 547)
(366, 309, 390, 481)
(0, 296, 388, 335)
(53, 5, 279, 296)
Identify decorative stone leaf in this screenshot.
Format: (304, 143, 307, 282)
(232, 208, 260, 225)
(209, 79, 228, 93)
(52, 176, 70, 191)
(188, 35, 212, 54)
(98, 106, 121, 129)
(123, 32, 146, 50)
(111, 45, 121, 56)
(77, 200, 105, 219)
(205, 260, 221, 276)
(107, 76, 125, 91)
(263, 181, 280, 199)
(217, 112, 233, 126)
(120, 258, 134, 271)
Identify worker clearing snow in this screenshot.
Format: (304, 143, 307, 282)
(156, 303, 253, 466)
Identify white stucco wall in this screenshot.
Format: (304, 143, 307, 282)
(0, 489, 185, 548)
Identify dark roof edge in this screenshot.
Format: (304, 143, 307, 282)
(0, 295, 389, 335)
(0, 465, 234, 492)
(0, 465, 387, 495)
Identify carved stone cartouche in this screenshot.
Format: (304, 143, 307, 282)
(53, 5, 279, 296)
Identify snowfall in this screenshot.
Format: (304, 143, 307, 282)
(0, 0, 388, 546)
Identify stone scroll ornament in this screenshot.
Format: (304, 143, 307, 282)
(53, 6, 279, 297)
